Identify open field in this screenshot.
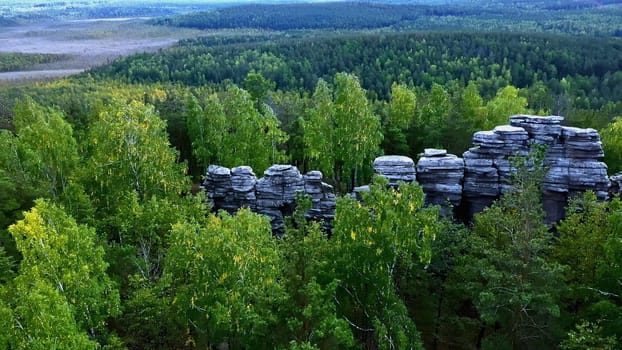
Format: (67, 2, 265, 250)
(0, 18, 203, 82)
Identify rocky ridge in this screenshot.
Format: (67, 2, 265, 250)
(205, 164, 335, 235)
(204, 115, 615, 232)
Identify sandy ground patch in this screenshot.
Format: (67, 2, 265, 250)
(0, 18, 201, 82)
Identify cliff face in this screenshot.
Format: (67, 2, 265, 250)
(374, 114, 610, 223)
(204, 115, 613, 232)
(204, 164, 335, 235)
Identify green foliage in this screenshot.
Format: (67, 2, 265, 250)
(400, 220, 478, 349)
(1, 6, 622, 347)
(0, 97, 81, 267)
(92, 31, 622, 107)
(382, 83, 416, 155)
(446, 81, 487, 152)
(152, 1, 622, 36)
(601, 116, 622, 174)
(458, 146, 566, 348)
(185, 90, 226, 170)
(187, 85, 287, 173)
(0, 292, 11, 349)
(303, 79, 335, 178)
(560, 321, 617, 350)
(303, 73, 382, 190)
(332, 177, 440, 349)
(553, 193, 622, 344)
(165, 209, 284, 349)
(554, 192, 611, 294)
(268, 90, 311, 169)
(386, 83, 417, 131)
(278, 194, 355, 349)
(0, 52, 66, 72)
(11, 97, 80, 198)
(412, 83, 451, 150)
(244, 71, 276, 106)
(104, 193, 208, 282)
(6, 278, 98, 350)
(117, 275, 188, 350)
(483, 85, 528, 130)
(0, 246, 14, 284)
(83, 99, 188, 214)
(8, 200, 120, 345)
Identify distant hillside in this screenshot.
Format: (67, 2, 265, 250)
(151, 2, 479, 31)
(152, 0, 622, 36)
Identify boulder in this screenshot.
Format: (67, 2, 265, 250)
(203, 164, 336, 236)
(304, 170, 336, 231)
(416, 149, 464, 215)
(373, 155, 417, 186)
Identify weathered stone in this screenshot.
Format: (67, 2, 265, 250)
(415, 151, 464, 214)
(461, 115, 610, 223)
(204, 114, 614, 232)
(203, 164, 335, 235)
(423, 148, 447, 157)
(373, 155, 417, 186)
(610, 172, 622, 196)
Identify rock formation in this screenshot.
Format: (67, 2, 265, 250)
(511, 115, 609, 223)
(610, 172, 622, 196)
(205, 114, 615, 232)
(372, 155, 418, 186)
(204, 164, 335, 235)
(416, 149, 464, 216)
(370, 115, 610, 223)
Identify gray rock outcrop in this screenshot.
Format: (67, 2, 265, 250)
(304, 171, 336, 231)
(460, 114, 610, 223)
(416, 149, 464, 215)
(610, 172, 622, 196)
(204, 164, 336, 235)
(205, 114, 614, 232)
(461, 125, 531, 218)
(512, 115, 609, 222)
(373, 155, 417, 186)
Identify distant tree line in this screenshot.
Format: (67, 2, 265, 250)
(152, 1, 622, 36)
(90, 31, 622, 112)
(0, 53, 67, 73)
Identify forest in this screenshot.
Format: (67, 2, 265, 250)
(151, 1, 622, 36)
(0, 53, 67, 73)
(1, 1, 622, 349)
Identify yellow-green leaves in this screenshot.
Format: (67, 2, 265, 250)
(165, 209, 284, 348)
(387, 83, 417, 131)
(331, 177, 440, 349)
(303, 73, 382, 190)
(601, 116, 622, 174)
(187, 85, 287, 174)
(85, 99, 188, 213)
(7, 200, 120, 346)
(484, 85, 528, 130)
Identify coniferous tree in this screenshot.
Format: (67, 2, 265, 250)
(457, 146, 566, 349)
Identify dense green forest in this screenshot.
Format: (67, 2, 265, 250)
(152, 1, 622, 36)
(0, 53, 67, 72)
(93, 31, 622, 105)
(1, 1, 622, 349)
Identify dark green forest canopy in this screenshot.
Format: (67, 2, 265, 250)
(89, 30, 622, 104)
(0, 53, 68, 73)
(152, 0, 622, 36)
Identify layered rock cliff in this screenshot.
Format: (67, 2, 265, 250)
(204, 114, 614, 232)
(204, 164, 335, 235)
